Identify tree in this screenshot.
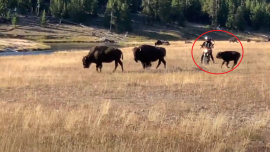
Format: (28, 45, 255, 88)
(12, 13, 18, 28)
(250, 2, 264, 30)
(0, 0, 8, 17)
(50, 0, 65, 18)
(6, 10, 10, 20)
(217, 0, 228, 26)
(234, 6, 246, 31)
(40, 9, 46, 26)
(118, 1, 132, 32)
(104, 0, 132, 32)
(67, 0, 86, 22)
(225, 0, 236, 29)
(171, 0, 185, 26)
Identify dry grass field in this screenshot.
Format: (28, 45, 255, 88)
(0, 41, 270, 152)
(0, 38, 50, 52)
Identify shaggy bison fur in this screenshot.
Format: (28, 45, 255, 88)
(216, 51, 241, 69)
(132, 44, 166, 69)
(82, 46, 124, 72)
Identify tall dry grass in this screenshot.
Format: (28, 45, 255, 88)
(0, 41, 270, 152)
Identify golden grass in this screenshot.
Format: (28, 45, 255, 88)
(0, 41, 270, 151)
(0, 38, 50, 51)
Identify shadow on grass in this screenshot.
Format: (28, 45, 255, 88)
(99, 66, 204, 74)
(131, 30, 180, 41)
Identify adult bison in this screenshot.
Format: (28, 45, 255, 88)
(216, 51, 241, 69)
(82, 46, 124, 73)
(155, 40, 170, 46)
(132, 44, 166, 69)
(229, 38, 238, 43)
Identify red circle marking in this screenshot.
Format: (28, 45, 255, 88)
(191, 30, 244, 75)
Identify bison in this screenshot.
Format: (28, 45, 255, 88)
(132, 44, 166, 69)
(82, 46, 124, 73)
(229, 38, 238, 43)
(185, 40, 192, 44)
(216, 51, 241, 69)
(155, 40, 170, 46)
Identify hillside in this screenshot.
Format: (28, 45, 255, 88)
(0, 12, 268, 44)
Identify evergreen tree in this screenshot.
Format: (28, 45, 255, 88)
(50, 0, 65, 18)
(40, 9, 46, 26)
(12, 13, 18, 28)
(234, 6, 246, 31)
(250, 2, 264, 30)
(0, 0, 8, 17)
(225, 0, 236, 29)
(171, 0, 185, 26)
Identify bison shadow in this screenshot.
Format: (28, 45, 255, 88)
(123, 67, 204, 74)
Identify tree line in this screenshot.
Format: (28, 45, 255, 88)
(1, 0, 270, 32)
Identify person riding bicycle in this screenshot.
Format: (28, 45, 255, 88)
(200, 36, 215, 64)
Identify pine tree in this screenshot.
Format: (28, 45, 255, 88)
(40, 10, 46, 27)
(12, 13, 17, 28)
(234, 6, 246, 31)
(225, 0, 236, 29)
(171, 0, 185, 26)
(50, 0, 64, 18)
(0, 0, 8, 17)
(250, 2, 264, 30)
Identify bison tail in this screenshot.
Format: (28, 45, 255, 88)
(121, 52, 124, 60)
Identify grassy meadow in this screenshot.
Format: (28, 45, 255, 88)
(0, 41, 270, 152)
(0, 38, 50, 52)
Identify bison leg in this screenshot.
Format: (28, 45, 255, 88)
(118, 60, 124, 72)
(226, 61, 230, 68)
(99, 64, 103, 72)
(156, 59, 162, 69)
(113, 60, 119, 72)
(96, 64, 99, 72)
(141, 62, 146, 69)
(231, 59, 239, 69)
(161, 58, 166, 69)
(221, 61, 225, 69)
(96, 63, 102, 72)
(148, 62, 152, 68)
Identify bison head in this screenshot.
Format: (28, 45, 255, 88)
(82, 56, 91, 68)
(216, 52, 223, 59)
(132, 47, 141, 62)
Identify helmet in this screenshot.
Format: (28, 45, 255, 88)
(204, 36, 212, 41)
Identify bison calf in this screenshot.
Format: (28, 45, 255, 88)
(82, 46, 124, 73)
(216, 51, 241, 69)
(132, 44, 166, 69)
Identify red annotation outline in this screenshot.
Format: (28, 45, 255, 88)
(191, 30, 244, 75)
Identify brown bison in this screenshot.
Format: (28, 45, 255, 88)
(132, 44, 166, 69)
(185, 40, 192, 44)
(82, 46, 124, 72)
(216, 51, 241, 69)
(229, 38, 238, 43)
(155, 40, 170, 46)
